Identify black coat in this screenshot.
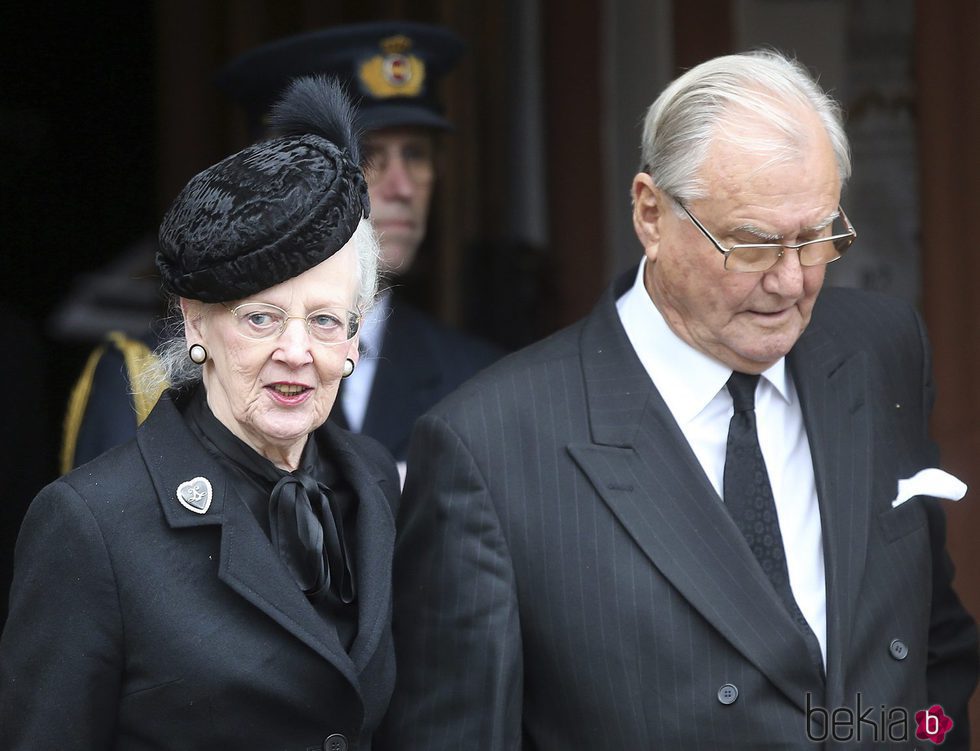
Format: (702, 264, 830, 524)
(1, 390, 399, 751)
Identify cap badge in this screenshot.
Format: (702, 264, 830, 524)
(176, 476, 213, 514)
(358, 35, 425, 98)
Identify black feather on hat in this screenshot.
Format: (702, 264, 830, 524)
(156, 75, 369, 304)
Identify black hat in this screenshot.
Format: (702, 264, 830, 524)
(156, 76, 370, 304)
(215, 21, 465, 135)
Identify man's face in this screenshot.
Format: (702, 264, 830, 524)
(363, 127, 436, 275)
(632, 112, 841, 374)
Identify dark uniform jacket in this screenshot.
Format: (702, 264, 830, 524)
(2, 390, 399, 751)
(378, 276, 979, 750)
(337, 300, 504, 462)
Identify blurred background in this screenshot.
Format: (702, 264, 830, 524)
(2, 0, 978, 735)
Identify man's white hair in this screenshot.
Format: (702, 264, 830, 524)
(639, 49, 851, 205)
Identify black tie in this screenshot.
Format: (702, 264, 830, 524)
(723, 372, 824, 676)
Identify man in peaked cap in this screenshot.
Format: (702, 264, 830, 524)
(217, 22, 504, 468)
(60, 20, 503, 478)
(216, 21, 464, 136)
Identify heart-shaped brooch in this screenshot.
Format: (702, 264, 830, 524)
(176, 476, 213, 514)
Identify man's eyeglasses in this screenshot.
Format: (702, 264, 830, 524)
(363, 139, 435, 186)
(674, 199, 857, 273)
(224, 302, 360, 345)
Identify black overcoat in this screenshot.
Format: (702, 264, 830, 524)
(1, 390, 399, 751)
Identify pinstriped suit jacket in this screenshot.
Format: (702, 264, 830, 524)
(377, 273, 978, 750)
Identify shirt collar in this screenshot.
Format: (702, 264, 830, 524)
(616, 260, 791, 425)
(358, 290, 391, 358)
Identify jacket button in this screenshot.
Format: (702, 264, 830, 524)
(889, 639, 909, 660)
(717, 683, 739, 705)
(323, 734, 349, 751)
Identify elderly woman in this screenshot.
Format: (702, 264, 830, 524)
(0, 77, 398, 750)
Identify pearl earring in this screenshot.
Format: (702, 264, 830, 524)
(188, 343, 208, 364)
(342, 358, 355, 378)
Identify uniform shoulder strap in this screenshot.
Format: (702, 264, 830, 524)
(105, 331, 166, 423)
(60, 332, 168, 474)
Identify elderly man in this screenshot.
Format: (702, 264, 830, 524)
(378, 50, 979, 750)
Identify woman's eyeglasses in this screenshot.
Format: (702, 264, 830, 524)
(224, 302, 360, 344)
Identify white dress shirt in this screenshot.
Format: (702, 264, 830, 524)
(341, 291, 391, 433)
(616, 260, 827, 664)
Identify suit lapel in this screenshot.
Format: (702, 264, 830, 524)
(568, 280, 825, 710)
(789, 319, 872, 706)
(137, 392, 376, 690)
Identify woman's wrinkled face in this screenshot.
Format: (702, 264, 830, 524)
(184, 241, 360, 467)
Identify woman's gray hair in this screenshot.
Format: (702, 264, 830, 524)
(351, 217, 382, 313)
(136, 216, 382, 395)
(639, 49, 851, 205)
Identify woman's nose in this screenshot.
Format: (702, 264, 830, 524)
(273, 318, 315, 365)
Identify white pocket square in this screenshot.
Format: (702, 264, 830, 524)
(892, 468, 967, 508)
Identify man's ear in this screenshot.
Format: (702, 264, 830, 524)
(631, 172, 665, 262)
(180, 298, 207, 343)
